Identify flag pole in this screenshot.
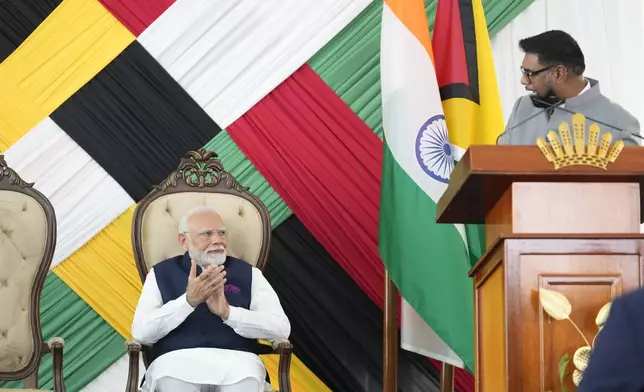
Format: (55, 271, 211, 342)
(441, 362, 455, 392)
(383, 271, 398, 392)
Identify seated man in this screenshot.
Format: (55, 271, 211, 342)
(131, 206, 290, 392)
(497, 30, 640, 146)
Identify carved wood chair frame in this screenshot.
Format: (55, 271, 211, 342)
(0, 155, 65, 391)
(125, 149, 292, 392)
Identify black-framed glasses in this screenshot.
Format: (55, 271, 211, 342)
(520, 66, 553, 80)
(183, 229, 227, 240)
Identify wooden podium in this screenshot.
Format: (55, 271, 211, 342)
(436, 145, 644, 392)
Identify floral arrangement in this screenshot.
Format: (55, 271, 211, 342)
(539, 288, 611, 391)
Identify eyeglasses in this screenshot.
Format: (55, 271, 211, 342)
(182, 228, 227, 240)
(520, 66, 553, 79)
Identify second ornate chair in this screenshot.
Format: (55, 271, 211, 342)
(125, 149, 292, 392)
(0, 156, 65, 391)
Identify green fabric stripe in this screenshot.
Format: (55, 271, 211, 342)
(202, 131, 292, 228)
(309, 0, 534, 136)
(198, 0, 534, 233)
(379, 141, 475, 372)
(484, 0, 536, 36)
(0, 273, 125, 391)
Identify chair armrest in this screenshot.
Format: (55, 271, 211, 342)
(270, 339, 293, 353)
(125, 340, 142, 392)
(47, 337, 66, 392)
(127, 339, 142, 353)
(270, 340, 293, 392)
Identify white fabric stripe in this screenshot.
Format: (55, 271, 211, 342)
(81, 354, 145, 392)
(3, 117, 134, 269)
(137, 0, 372, 128)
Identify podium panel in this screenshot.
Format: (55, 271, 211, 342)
(486, 183, 640, 245)
(435, 145, 644, 392)
(473, 236, 644, 392)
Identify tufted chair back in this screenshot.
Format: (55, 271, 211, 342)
(0, 155, 62, 390)
(132, 149, 271, 282)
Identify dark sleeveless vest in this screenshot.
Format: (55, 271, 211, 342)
(148, 252, 269, 364)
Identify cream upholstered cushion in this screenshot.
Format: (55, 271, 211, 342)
(0, 389, 50, 391)
(0, 190, 47, 373)
(140, 192, 265, 269)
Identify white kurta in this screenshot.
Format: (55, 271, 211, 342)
(131, 266, 291, 392)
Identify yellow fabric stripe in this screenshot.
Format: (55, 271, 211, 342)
(0, 0, 134, 151)
(54, 206, 330, 391)
(54, 206, 142, 336)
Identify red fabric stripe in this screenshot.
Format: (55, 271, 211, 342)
(227, 65, 474, 392)
(98, 0, 175, 36)
(229, 65, 384, 304)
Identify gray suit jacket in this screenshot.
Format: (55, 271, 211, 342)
(497, 78, 641, 146)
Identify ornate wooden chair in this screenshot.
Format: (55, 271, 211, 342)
(125, 149, 292, 392)
(0, 156, 65, 391)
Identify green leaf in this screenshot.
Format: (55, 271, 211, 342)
(559, 353, 570, 392)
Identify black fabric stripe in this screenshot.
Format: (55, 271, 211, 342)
(456, 0, 479, 104)
(0, 0, 62, 63)
(50, 41, 220, 201)
(268, 216, 441, 392)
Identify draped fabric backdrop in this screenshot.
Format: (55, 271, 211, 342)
(4, 0, 639, 391)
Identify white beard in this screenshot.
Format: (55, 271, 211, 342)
(190, 248, 227, 266)
(210, 251, 227, 266)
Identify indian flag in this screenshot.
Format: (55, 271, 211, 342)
(379, 0, 501, 372)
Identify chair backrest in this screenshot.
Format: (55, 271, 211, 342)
(0, 155, 56, 381)
(131, 149, 272, 282)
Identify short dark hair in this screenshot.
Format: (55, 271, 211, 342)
(519, 30, 585, 75)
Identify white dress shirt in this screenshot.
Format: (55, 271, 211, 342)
(131, 265, 291, 392)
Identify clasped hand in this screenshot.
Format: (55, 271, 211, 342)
(186, 261, 230, 319)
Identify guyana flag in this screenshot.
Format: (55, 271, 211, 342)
(379, 0, 504, 372)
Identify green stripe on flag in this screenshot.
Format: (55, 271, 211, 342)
(379, 142, 474, 371)
(0, 273, 125, 391)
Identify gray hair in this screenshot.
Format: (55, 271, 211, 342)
(178, 206, 222, 234)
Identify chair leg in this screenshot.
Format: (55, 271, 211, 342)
(24, 372, 38, 389)
(277, 346, 293, 392)
(48, 337, 66, 392)
(126, 340, 142, 392)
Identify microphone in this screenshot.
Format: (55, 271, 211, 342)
(495, 98, 563, 144)
(530, 97, 644, 143)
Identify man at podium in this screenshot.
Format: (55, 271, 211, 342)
(497, 30, 641, 146)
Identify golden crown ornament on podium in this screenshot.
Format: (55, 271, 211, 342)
(536, 113, 624, 170)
